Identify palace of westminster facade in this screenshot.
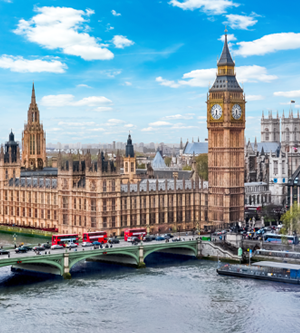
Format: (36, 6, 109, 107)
(0, 34, 246, 235)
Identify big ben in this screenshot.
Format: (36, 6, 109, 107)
(207, 29, 245, 225)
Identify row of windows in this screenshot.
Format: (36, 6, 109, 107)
(246, 186, 268, 192)
(4, 206, 57, 220)
(245, 194, 271, 205)
(2, 190, 57, 205)
(121, 194, 193, 210)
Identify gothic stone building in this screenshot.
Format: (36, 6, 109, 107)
(0, 35, 245, 236)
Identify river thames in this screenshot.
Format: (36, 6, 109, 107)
(1, 233, 300, 333)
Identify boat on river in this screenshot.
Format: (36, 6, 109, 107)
(217, 261, 300, 284)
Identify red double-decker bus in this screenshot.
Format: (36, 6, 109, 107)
(82, 231, 108, 244)
(52, 234, 79, 247)
(124, 228, 147, 241)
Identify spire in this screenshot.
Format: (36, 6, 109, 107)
(31, 82, 36, 104)
(217, 28, 235, 67)
(198, 136, 200, 142)
(125, 133, 134, 158)
(180, 137, 183, 149)
(262, 110, 264, 119)
(277, 110, 279, 119)
(283, 109, 285, 118)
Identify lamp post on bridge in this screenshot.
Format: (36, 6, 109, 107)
(13, 233, 17, 248)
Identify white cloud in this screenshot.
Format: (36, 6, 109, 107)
(14, 6, 114, 61)
(58, 121, 95, 126)
(169, 0, 239, 14)
(198, 116, 206, 119)
(106, 25, 114, 32)
(171, 123, 198, 129)
(274, 90, 300, 98)
(76, 84, 91, 88)
(111, 10, 121, 16)
(235, 33, 300, 57)
(157, 65, 277, 88)
(124, 81, 132, 86)
(163, 113, 194, 120)
(236, 66, 277, 83)
(107, 119, 125, 125)
(149, 121, 172, 126)
(141, 127, 157, 132)
(41, 94, 112, 107)
(247, 95, 265, 101)
(218, 34, 236, 42)
(124, 124, 135, 128)
(225, 14, 257, 30)
(0, 55, 66, 73)
(95, 106, 113, 112)
(112, 35, 134, 49)
(90, 128, 105, 132)
(156, 76, 181, 88)
(100, 69, 122, 78)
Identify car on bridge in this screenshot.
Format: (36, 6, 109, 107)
(0, 249, 10, 255)
(155, 236, 165, 241)
(172, 237, 182, 242)
(66, 242, 78, 248)
(92, 241, 102, 246)
(33, 246, 46, 252)
(82, 242, 93, 247)
(144, 235, 153, 242)
(15, 247, 29, 253)
(51, 244, 64, 250)
(41, 243, 51, 249)
(108, 238, 120, 244)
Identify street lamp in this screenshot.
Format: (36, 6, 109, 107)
(13, 233, 17, 248)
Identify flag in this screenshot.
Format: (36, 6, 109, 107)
(291, 100, 295, 103)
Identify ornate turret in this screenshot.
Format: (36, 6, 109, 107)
(125, 133, 134, 158)
(22, 83, 46, 170)
(123, 133, 136, 181)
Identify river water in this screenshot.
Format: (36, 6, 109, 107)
(1, 233, 300, 333)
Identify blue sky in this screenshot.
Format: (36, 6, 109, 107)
(0, 0, 300, 145)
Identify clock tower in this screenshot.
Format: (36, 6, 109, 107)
(207, 30, 245, 225)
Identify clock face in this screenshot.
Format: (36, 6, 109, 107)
(232, 104, 242, 120)
(211, 104, 222, 120)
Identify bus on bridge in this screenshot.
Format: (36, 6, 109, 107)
(124, 228, 147, 241)
(82, 231, 108, 244)
(52, 234, 79, 247)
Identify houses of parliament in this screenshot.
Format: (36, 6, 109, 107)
(0, 33, 245, 236)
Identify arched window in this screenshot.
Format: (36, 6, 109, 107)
(286, 128, 290, 142)
(294, 128, 297, 141)
(257, 195, 259, 204)
(265, 128, 269, 141)
(274, 129, 276, 141)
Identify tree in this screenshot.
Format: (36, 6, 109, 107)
(281, 203, 300, 235)
(195, 154, 208, 181)
(182, 165, 192, 170)
(137, 163, 146, 169)
(164, 157, 172, 167)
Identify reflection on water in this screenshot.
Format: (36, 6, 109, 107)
(0, 249, 300, 333)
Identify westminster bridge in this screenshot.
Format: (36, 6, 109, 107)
(0, 239, 239, 278)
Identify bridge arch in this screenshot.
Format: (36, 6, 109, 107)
(69, 250, 139, 270)
(143, 244, 197, 261)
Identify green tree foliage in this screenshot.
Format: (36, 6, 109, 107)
(281, 203, 300, 235)
(195, 154, 208, 181)
(164, 157, 172, 167)
(137, 163, 146, 169)
(182, 165, 192, 170)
